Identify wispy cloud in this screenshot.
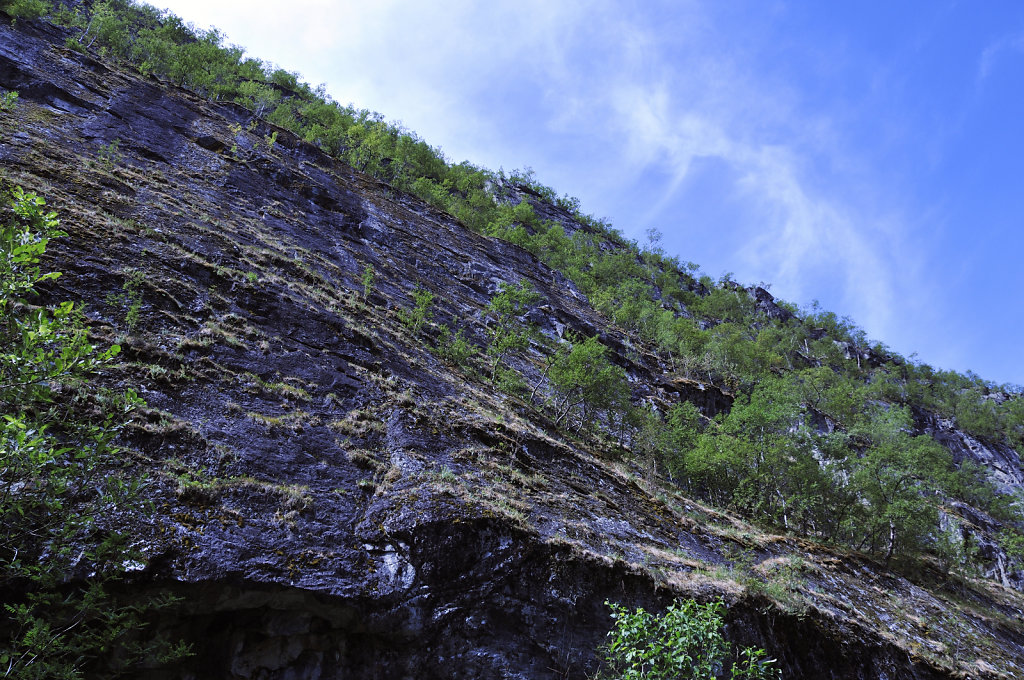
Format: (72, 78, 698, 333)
(608, 77, 900, 334)
(545, 5, 915, 339)
(978, 31, 1024, 82)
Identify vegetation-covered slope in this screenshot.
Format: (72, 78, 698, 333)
(1, 2, 1023, 678)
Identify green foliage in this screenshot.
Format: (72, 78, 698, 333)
(234, 80, 281, 118)
(842, 406, 952, 559)
(601, 599, 779, 680)
(678, 378, 976, 554)
(935, 522, 980, 581)
(1, 0, 50, 21)
(698, 286, 756, 323)
(263, 129, 278, 152)
(65, 34, 86, 51)
(953, 389, 1002, 443)
(793, 366, 865, 425)
(803, 302, 865, 347)
(360, 263, 375, 301)
(95, 138, 122, 171)
(397, 284, 434, 336)
(1001, 395, 1024, 448)
(851, 437, 945, 560)
(0, 89, 17, 111)
(485, 199, 540, 240)
(228, 122, 243, 158)
(1, 186, 63, 293)
(0, 186, 188, 677)
(634, 401, 701, 482)
(436, 324, 476, 367)
(681, 386, 787, 531)
(105, 267, 145, 334)
(998, 528, 1024, 565)
(945, 459, 1017, 521)
(547, 334, 629, 430)
(705, 323, 773, 387)
(484, 280, 539, 381)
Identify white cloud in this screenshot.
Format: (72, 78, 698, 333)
(568, 10, 913, 339)
(978, 31, 1024, 82)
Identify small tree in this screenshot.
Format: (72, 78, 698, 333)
(436, 324, 476, 367)
(360, 263, 375, 301)
(547, 334, 629, 430)
(649, 401, 701, 481)
(396, 284, 434, 336)
(234, 80, 281, 118)
(847, 405, 950, 562)
(601, 599, 779, 680)
(484, 280, 539, 382)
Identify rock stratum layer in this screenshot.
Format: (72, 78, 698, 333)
(2, 18, 1023, 680)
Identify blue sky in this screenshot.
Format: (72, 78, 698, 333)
(159, 0, 1024, 387)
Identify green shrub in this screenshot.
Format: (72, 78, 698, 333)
(0, 89, 17, 111)
(485, 280, 539, 381)
(361, 263, 375, 301)
(234, 80, 281, 117)
(601, 599, 779, 680)
(105, 267, 145, 333)
(2, 0, 51, 21)
(998, 528, 1024, 566)
(548, 334, 629, 429)
(436, 324, 476, 367)
(96, 138, 122, 171)
(397, 284, 434, 335)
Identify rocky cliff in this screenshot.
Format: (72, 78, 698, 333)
(2, 16, 1024, 679)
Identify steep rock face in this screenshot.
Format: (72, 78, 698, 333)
(2, 19, 1024, 679)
